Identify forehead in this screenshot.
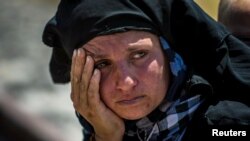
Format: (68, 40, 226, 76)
(82, 31, 159, 53)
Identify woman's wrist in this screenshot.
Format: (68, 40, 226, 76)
(94, 133, 123, 141)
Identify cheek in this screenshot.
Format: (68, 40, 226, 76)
(144, 59, 169, 95)
(98, 74, 115, 106)
(146, 60, 166, 80)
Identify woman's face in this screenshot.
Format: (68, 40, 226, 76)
(83, 31, 170, 120)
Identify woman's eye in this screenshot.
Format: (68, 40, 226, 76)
(132, 51, 147, 59)
(95, 60, 110, 69)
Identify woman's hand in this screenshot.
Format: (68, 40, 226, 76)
(70, 48, 125, 141)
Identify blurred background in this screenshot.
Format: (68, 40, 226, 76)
(0, 0, 219, 141)
(0, 0, 82, 141)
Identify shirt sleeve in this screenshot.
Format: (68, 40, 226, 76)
(75, 112, 94, 141)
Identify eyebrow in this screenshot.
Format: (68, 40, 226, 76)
(84, 49, 108, 59)
(127, 47, 141, 52)
(84, 44, 149, 59)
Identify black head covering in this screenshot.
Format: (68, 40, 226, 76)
(42, 0, 230, 83)
(43, 0, 250, 109)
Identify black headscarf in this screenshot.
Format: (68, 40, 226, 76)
(42, 0, 228, 83)
(42, 0, 250, 104)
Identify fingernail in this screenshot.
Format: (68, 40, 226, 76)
(77, 49, 81, 56)
(93, 69, 99, 76)
(86, 56, 90, 63)
(73, 49, 77, 57)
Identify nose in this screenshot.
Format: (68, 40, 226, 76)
(115, 64, 138, 92)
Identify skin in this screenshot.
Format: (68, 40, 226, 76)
(218, 0, 250, 45)
(70, 31, 170, 140)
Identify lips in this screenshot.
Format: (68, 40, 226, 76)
(117, 96, 145, 105)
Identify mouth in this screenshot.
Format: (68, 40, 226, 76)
(117, 96, 145, 105)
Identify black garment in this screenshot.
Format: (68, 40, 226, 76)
(180, 22, 250, 139)
(182, 75, 250, 141)
(182, 101, 250, 141)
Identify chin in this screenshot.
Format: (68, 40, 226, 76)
(118, 111, 149, 120)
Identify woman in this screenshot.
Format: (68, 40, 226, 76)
(218, 0, 250, 46)
(42, 0, 250, 140)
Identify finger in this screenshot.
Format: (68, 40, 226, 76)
(70, 49, 77, 101)
(70, 49, 77, 79)
(80, 55, 95, 106)
(71, 49, 86, 106)
(87, 69, 102, 108)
